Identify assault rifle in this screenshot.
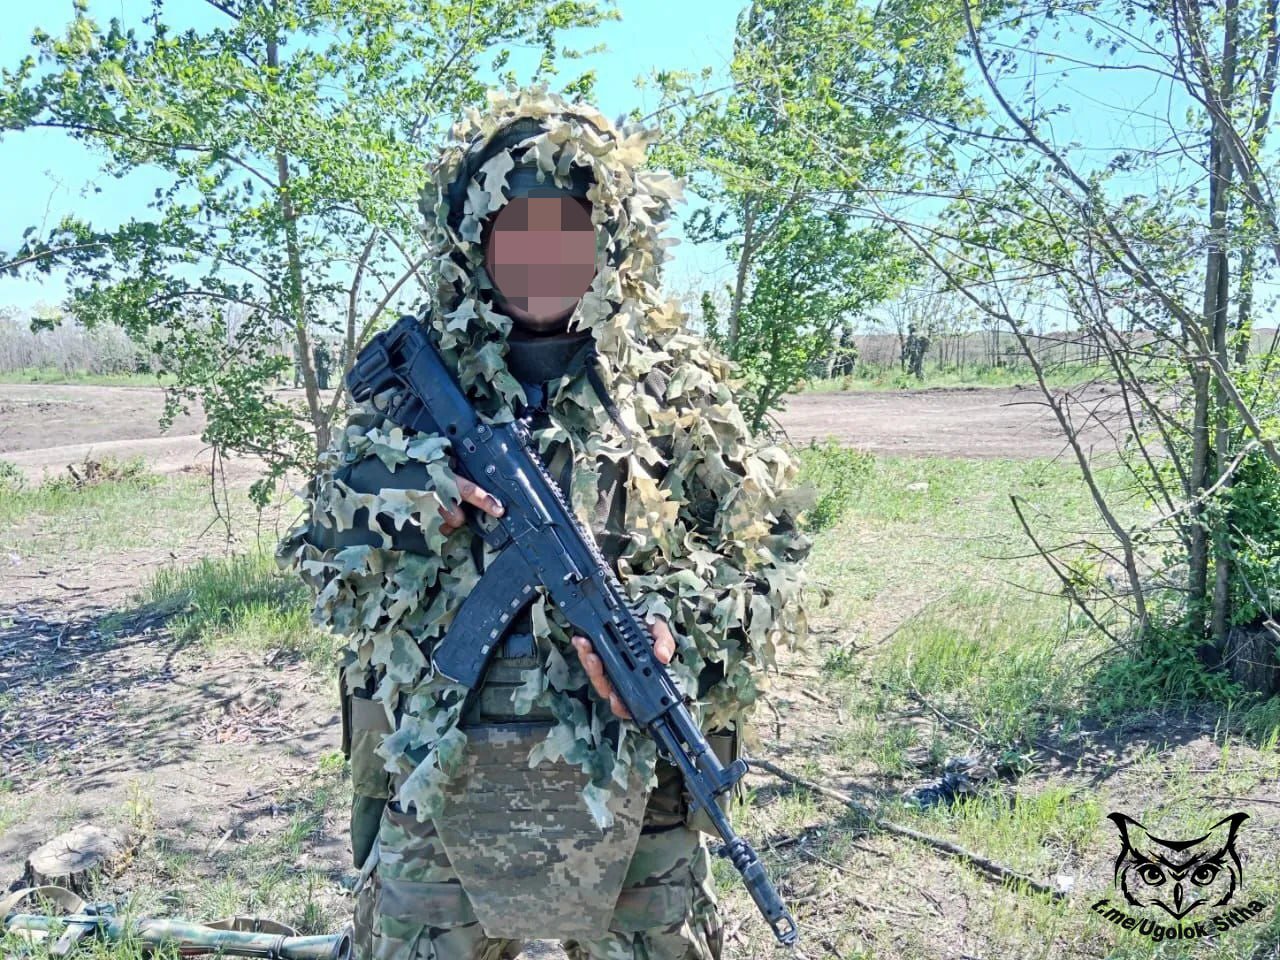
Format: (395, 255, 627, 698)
(342, 315, 798, 946)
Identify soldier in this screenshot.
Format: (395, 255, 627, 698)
(314, 341, 333, 391)
(278, 89, 813, 960)
(902, 324, 928, 380)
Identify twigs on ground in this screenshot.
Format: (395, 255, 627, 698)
(750, 756, 1064, 901)
(905, 684, 1081, 764)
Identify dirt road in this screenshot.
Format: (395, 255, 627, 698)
(777, 384, 1125, 458)
(0, 383, 211, 480)
(0, 382, 1125, 481)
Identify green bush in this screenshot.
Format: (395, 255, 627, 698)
(796, 437, 873, 532)
(1219, 447, 1280, 625)
(1090, 622, 1243, 716)
(143, 551, 332, 665)
(1240, 695, 1280, 748)
(0, 458, 24, 493)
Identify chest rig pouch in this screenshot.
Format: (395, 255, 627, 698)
(427, 332, 652, 941)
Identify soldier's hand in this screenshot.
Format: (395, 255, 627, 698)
(571, 618, 676, 720)
(439, 476, 505, 534)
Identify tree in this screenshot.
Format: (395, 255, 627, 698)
(733, 209, 902, 427)
(753, 0, 1280, 691)
(648, 0, 973, 426)
(1, 0, 610, 502)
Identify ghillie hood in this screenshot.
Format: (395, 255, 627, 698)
(278, 87, 816, 827)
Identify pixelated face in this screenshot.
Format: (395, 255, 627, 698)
(483, 195, 597, 334)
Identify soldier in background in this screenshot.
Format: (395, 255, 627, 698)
(279, 89, 813, 960)
(313, 342, 332, 391)
(903, 324, 928, 380)
(831, 324, 858, 378)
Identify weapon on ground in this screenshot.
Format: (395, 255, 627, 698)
(339, 314, 799, 946)
(3, 898, 352, 959)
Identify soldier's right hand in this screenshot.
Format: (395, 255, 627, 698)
(439, 476, 505, 534)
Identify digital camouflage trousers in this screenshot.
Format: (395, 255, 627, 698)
(352, 771, 724, 960)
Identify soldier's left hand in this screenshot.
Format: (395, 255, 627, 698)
(571, 618, 675, 720)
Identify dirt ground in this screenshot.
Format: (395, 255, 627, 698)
(0, 382, 1129, 482)
(11, 380, 1276, 960)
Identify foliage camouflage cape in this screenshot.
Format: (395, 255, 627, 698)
(277, 87, 816, 834)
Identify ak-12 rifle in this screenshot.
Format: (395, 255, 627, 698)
(341, 315, 798, 946)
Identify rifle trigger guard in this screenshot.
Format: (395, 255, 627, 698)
(466, 509, 511, 550)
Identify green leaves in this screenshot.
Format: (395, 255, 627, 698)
(3, 0, 606, 481)
(652, 0, 967, 427)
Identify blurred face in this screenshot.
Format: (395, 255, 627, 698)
(483, 195, 597, 334)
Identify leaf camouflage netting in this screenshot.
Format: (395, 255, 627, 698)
(277, 87, 819, 828)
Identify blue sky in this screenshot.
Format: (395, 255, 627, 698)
(0, 0, 745, 316)
(0, 2, 1238, 330)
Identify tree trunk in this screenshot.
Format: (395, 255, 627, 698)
(1211, 0, 1239, 650)
(726, 195, 755, 361)
(1189, 115, 1230, 645)
(266, 29, 325, 453)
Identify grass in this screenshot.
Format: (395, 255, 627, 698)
(0, 780, 33, 837)
(768, 451, 1280, 959)
(0, 367, 176, 387)
(139, 758, 346, 932)
(7, 446, 1280, 959)
(0, 459, 212, 561)
(801, 361, 1118, 393)
(138, 550, 333, 667)
(1, 759, 347, 958)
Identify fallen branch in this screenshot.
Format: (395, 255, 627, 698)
(749, 756, 1064, 901)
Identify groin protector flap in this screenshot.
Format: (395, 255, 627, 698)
(430, 722, 649, 940)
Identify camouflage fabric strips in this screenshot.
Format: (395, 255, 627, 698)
(277, 86, 816, 829)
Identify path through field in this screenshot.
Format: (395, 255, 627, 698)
(0, 381, 1129, 482)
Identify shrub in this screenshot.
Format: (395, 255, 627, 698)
(64, 456, 156, 488)
(1090, 622, 1243, 716)
(0, 458, 24, 493)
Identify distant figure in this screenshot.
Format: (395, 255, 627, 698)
(313, 342, 331, 390)
(903, 324, 929, 380)
(832, 325, 858, 377)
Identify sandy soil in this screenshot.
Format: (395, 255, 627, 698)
(0, 382, 1129, 484)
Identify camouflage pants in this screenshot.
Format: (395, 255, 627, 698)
(353, 769, 723, 960)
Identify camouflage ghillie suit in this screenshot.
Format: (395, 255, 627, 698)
(277, 88, 815, 960)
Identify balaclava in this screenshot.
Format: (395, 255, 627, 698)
(278, 87, 816, 829)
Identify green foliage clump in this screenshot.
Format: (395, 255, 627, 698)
(0, 458, 159, 530)
(1089, 623, 1243, 716)
(1218, 446, 1280, 625)
(0, 458, 24, 493)
(1240, 695, 1280, 748)
(51, 456, 157, 491)
(796, 437, 873, 532)
(144, 551, 331, 666)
